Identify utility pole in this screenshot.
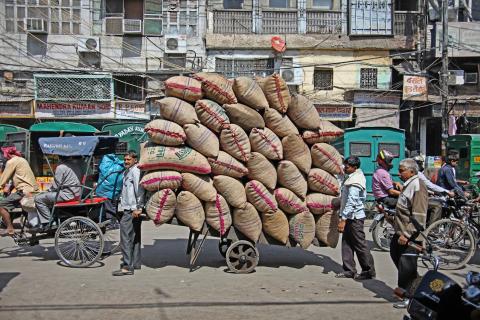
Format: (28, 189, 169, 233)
(440, 0, 449, 155)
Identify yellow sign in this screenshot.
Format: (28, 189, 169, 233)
(36, 177, 54, 192)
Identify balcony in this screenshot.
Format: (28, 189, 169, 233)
(213, 10, 252, 34)
(261, 10, 298, 34)
(394, 11, 420, 37)
(306, 10, 342, 34)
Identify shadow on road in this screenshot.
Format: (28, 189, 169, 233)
(0, 272, 20, 296)
(0, 242, 58, 262)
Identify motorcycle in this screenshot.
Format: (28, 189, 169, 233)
(396, 219, 480, 320)
(370, 203, 395, 251)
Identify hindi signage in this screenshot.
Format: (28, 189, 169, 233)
(35, 101, 114, 119)
(403, 75, 428, 101)
(315, 104, 353, 121)
(115, 101, 150, 120)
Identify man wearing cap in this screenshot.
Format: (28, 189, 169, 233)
(0, 146, 38, 236)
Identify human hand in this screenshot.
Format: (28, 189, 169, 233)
(132, 209, 142, 218)
(447, 191, 455, 198)
(3, 186, 10, 194)
(337, 220, 346, 233)
(398, 235, 409, 245)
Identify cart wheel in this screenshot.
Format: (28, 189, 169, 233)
(218, 238, 233, 258)
(102, 217, 120, 256)
(54, 216, 104, 268)
(226, 240, 259, 274)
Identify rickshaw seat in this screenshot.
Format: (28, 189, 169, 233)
(54, 197, 108, 208)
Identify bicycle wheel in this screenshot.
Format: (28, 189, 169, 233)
(425, 219, 476, 270)
(372, 219, 394, 251)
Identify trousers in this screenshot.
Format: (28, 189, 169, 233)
(120, 210, 142, 270)
(34, 192, 58, 224)
(341, 218, 376, 276)
(427, 198, 443, 226)
(390, 234, 419, 295)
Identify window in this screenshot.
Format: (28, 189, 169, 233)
(114, 75, 145, 101)
(312, 0, 332, 10)
(163, 0, 198, 35)
(349, 0, 393, 36)
(378, 143, 400, 158)
(215, 58, 275, 78)
(269, 0, 289, 8)
(313, 68, 333, 90)
(224, 0, 243, 9)
(360, 68, 377, 89)
(350, 142, 371, 157)
(164, 53, 187, 69)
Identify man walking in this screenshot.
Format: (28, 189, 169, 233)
(112, 151, 144, 276)
(336, 156, 376, 280)
(0, 146, 38, 236)
(391, 158, 428, 309)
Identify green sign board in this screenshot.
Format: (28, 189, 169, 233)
(102, 123, 147, 155)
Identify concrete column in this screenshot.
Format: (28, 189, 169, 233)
(298, 0, 306, 34)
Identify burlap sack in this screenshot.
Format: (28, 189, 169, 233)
(249, 127, 283, 160)
(213, 175, 247, 209)
(146, 189, 176, 225)
(287, 94, 321, 130)
(193, 72, 237, 105)
(183, 123, 219, 158)
(208, 151, 249, 178)
(220, 124, 251, 162)
(138, 143, 211, 174)
(274, 188, 308, 215)
(195, 99, 230, 133)
(282, 134, 312, 174)
(233, 203, 262, 242)
(233, 77, 269, 110)
(181, 173, 217, 202)
(315, 211, 340, 248)
(277, 160, 307, 198)
(306, 193, 336, 215)
(175, 191, 205, 232)
(308, 168, 340, 196)
(145, 119, 186, 146)
(165, 76, 203, 102)
(262, 73, 290, 113)
(302, 120, 344, 144)
(157, 97, 199, 126)
(204, 194, 232, 236)
(245, 180, 278, 213)
(261, 209, 289, 244)
(311, 143, 343, 175)
(263, 107, 299, 138)
(223, 103, 265, 132)
(247, 152, 277, 190)
(140, 171, 182, 192)
(289, 211, 316, 249)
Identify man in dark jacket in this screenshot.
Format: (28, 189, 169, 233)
(436, 153, 464, 197)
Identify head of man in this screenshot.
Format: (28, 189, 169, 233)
(343, 156, 361, 175)
(447, 153, 459, 168)
(1, 146, 21, 160)
(124, 150, 138, 169)
(413, 154, 426, 172)
(377, 149, 394, 171)
(398, 158, 418, 182)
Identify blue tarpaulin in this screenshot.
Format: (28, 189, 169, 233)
(38, 136, 118, 156)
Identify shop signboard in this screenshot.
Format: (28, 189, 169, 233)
(403, 75, 428, 101)
(314, 104, 353, 121)
(115, 101, 150, 120)
(35, 101, 114, 119)
(0, 100, 34, 118)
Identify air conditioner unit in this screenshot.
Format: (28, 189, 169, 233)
(164, 35, 187, 53)
(280, 67, 303, 85)
(448, 70, 465, 85)
(25, 18, 47, 33)
(77, 37, 100, 52)
(123, 19, 142, 34)
(465, 72, 478, 84)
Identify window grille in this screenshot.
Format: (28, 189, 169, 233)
(313, 69, 333, 90)
(360, 68, 377, 89)
(215, 58, 275, 78)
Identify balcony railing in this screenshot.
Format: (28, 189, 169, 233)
(394, 11, 420, 36)
(261, 10, 298, 34)
(213, 10, 253, 34)
(306, 10, 342, 34)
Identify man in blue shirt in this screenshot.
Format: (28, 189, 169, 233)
(436, 153, 465, 197)
(336, 156, 375, 280)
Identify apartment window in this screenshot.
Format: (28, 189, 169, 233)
(164, 53, 187, 69)
(114, 75, 146, 101)
(360, 68, 377, 89)
(163, 0, 199, 36)
(269, 0, 289, 8)
(312, 0, 332, 10)
(4, 0, 81, 34)
(224, 0, 243, 9)
(215, 58, 275, 78)
(313, 68, 333, 90)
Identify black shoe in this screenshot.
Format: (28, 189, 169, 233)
(335, 272, 356, 279)
(393, 299, 410, 309)
(28, 224, 49, 234)
(355, 272, 375, 280)
(112, 269, 134, 276)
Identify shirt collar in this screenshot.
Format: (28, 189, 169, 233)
(403, 174, 418, 187)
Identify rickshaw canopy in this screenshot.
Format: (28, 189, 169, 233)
(30, 122, 98, 133)
(38, 136, 118, 157)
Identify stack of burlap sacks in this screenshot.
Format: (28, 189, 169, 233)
(138, 72, 344, 249)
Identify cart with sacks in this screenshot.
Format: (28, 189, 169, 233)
(14, 136, 121, 267)
(138, 72, 345, 274)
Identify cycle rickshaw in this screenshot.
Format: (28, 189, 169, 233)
(14, 136, 121, 267)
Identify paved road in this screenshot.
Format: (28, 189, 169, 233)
(0, 221, 478, 320)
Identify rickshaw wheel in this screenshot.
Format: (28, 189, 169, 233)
(55, 216, 104, 268)
(226, 240, 259, 274)
(101, 217, 120, 256)
(218, 238, 233, 258)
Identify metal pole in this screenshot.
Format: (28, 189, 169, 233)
(441, 0, 449, 156)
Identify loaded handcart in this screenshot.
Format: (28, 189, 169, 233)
(14, 136, 121, 267)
